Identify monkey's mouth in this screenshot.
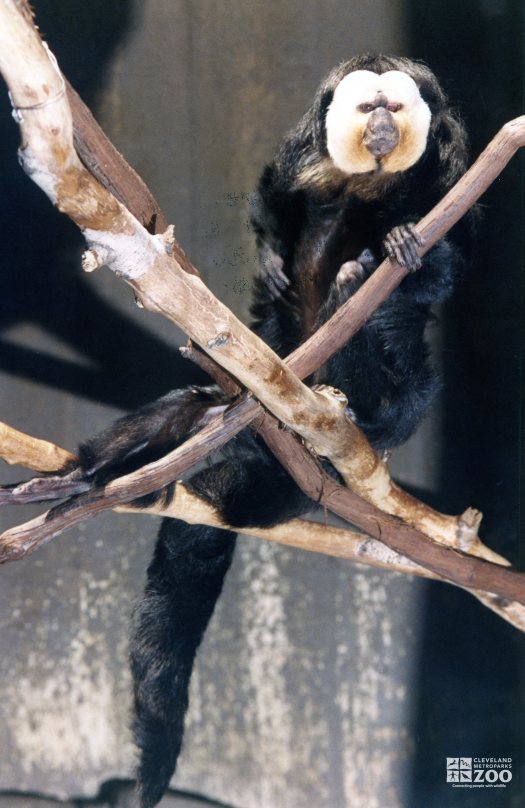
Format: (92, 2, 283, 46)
(364, 135, 399, 159)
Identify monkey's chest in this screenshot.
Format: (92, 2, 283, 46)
(294, 208, 380, 337)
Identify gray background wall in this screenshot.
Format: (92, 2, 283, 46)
(0, 1, 523, 807)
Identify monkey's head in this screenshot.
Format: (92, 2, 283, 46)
(325, 69, 431, 175)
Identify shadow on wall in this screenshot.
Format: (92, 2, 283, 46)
(405, 2, 524, 807)
(0, 779, 234, 807)
(0, 0, 205, 413)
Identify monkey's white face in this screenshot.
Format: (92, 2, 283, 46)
(325, 69, 432, 175)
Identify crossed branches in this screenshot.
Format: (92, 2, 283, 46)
(1, 0, 525, 629)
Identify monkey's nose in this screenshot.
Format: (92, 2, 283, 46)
(363, 108, 400, 158)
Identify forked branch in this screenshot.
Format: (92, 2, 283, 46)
(0, 0, 524, 611)
(3, 423, 525, 632)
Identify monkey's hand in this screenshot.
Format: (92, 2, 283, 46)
(259, 244, 290, 300)
(336, 247, 377, 291)
(383, 223, 424, 272)
(336, 260, 366, 289)
(330, 248, 378, 307)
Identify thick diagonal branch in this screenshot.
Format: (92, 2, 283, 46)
(131, 484, 525, 634)
(0, 2, 524, 604)
(3, 4, 519, 554)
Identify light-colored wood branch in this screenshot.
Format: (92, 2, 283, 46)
(0, 0, 363, 476)
(2, 416, 525, 610)
(0, 3, 523, 606)
(0, 420, 75, 472)
(118, 484, 434, 574)
(118, 486, 525, 634)
(3, 0, 524, 531)
(2, 422, 524, 633)
(181, 344, 506, 568)
(0, 397, 258, 559)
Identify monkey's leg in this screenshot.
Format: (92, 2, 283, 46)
(79, 386, 230, 485)
(2, 386, 231, 505)
(1, 467, 91, 503)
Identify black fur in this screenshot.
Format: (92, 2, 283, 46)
(130, 521, 236, 807)
(66, 56, 472, 806)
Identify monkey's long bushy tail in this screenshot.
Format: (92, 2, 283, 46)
(130, 518, 236, 808)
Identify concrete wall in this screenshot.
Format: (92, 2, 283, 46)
(0, 2, 522, 807)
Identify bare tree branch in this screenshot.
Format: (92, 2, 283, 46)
(0, 2, 524, 608)
(2, 403, 525, 605)
(4, 4, 519, 556)
(287, 114, 525, 379)
(66, 80, 168, 237)
(0, 420, 75, 472)
(2, 421, 525, 632)
(121, 486, 525, 634)
(62, 49, 525, 556)
(181, 343, 503, 566)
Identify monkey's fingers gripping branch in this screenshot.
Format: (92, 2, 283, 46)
(383, 224, 424, 272)
(286, 115, 525, 381)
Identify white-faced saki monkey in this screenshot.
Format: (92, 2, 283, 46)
(15, 54, 474, 807)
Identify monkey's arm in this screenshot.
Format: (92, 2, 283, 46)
(77, 387, 228, 485)
(250, 118, 320, 282)
(6, 387, 231, 506)
(249, 147, 310, 353)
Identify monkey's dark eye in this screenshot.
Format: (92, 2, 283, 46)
(386, 102, 402, 113)
(357, 103, 375, 113)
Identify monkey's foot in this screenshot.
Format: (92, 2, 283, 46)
(336, 260, 366, 289)
(336, 248, 377, 291)
(3, 469, 91, 505)
(383, 223, 424, 272)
